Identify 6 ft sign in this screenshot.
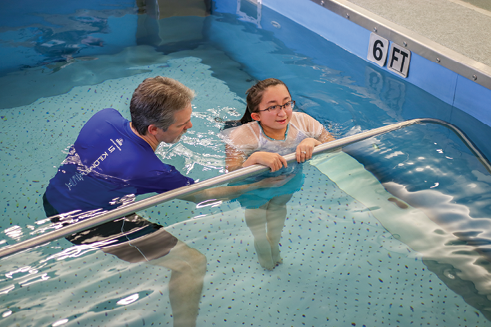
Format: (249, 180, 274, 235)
(367, 33, 411, 78)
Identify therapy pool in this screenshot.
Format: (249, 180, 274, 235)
(1, 0, 491, 326)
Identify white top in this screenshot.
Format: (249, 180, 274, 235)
(221, 112, 325, 156)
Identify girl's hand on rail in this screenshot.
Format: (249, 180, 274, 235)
(296, 138, 321, 163)
(243, 151, 287, 172)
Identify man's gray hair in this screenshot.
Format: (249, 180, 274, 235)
(130, 76, 195, 135)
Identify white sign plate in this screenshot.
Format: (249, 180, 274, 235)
(388, 43, 411, 78)
(367, 33, 389, 67)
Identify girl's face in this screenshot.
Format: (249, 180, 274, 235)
(251, 84, 292, 131)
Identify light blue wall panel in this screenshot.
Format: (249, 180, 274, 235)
(454, 76, 491, 127)
(400, 50, 458, 106)
(264, 0, 370, 59)
(261, 0, 489, 128)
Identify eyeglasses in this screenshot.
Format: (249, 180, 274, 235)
(259, 100, 295, 113)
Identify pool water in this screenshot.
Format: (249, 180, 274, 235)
(1, 4, 491, 327)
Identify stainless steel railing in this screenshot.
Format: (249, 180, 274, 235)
(1, 118, 489, 258)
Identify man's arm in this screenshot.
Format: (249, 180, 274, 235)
(178, 175, 293, 204)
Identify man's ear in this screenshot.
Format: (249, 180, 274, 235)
(147, 124, 160, 136)
(251, 113, 261, 121)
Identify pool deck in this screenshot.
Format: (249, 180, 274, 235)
(344, 0, 491, 69)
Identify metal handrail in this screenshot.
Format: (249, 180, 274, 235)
(1, 118, 489, 258)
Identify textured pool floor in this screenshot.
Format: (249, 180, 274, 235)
(0, 54, 490, 326)
(3, 166, 487, 326)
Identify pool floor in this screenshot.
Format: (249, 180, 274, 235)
(1, 161, 488, 326)
(1, 47, 490, 326)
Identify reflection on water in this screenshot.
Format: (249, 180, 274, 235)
(3, 226, 24, 241)
(116, 293, 139, 305)
(52, 318, 69, 326)
(0, 2, 491, 326)
(343, 124, 491, 321)
(1, 150, 491, 325)
(2, 310, 12, 318)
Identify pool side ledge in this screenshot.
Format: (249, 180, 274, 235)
(259, 0, 491, 127)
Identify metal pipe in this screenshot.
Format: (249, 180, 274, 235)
(1, 118, 489, 258)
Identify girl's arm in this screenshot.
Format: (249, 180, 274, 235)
(295, 128, 335, 163)
(225, 144, 247, 172)
(179, 174, 294, 203)
(318, 128, 336, 143)
(226, 145, 287, 172)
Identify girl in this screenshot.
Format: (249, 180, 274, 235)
(222, 78, 335, 270)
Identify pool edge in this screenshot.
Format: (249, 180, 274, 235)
(257, 0, 491, 127)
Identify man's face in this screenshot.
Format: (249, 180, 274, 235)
(156, 103, 193, 144)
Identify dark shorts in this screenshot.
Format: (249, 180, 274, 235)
(43, 193, 178, 263)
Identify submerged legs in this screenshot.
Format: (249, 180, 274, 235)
(245, 194, 292, 270)
(103, 238, 206, 327)
(246, 204, 275, 270)
(149, 241, 207, 327)
(266, 194, 292, 265)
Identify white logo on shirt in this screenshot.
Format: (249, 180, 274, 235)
(65, 137, 125, 190)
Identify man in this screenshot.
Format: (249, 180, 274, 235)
(43, 76, 287, 327)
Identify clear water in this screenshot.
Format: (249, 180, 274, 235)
(1, 2, 491, 326)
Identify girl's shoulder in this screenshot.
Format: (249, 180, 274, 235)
(291, 111, 320, 128)
(290, 111, 324, 137)
(220, 121, 260, 148)
(231, 121, 260, 137)
(291, 111, 316, 122)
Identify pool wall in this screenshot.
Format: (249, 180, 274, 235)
(236, 0, 491, 125)
(213, 0, 491, 159)
(0, 0, 138, 76)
